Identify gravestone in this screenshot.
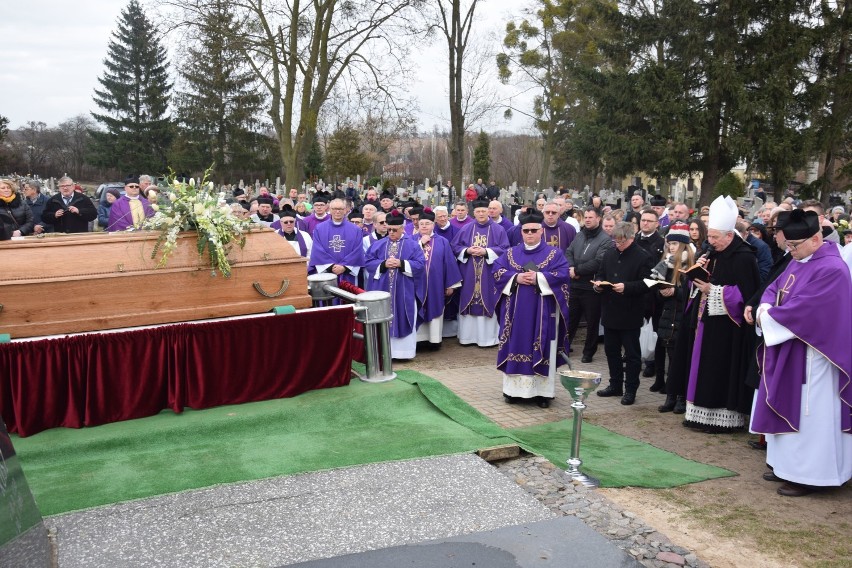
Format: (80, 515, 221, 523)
(0, 419, 50, 566)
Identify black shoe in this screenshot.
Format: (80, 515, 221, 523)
(581, 355, 593, 363)
(642, 364, 656, 378)
(672, 396, 686, 414)
(503, 394, 516, 404)
(658, 394, 677, 413)
(597, 385, 624, 397)
(763, 471, 785, 482)
(649, 380, 666, 393)
(537, 397, 551, 409)
(621, 392, 636, 405)
(748, 440, 768, 451)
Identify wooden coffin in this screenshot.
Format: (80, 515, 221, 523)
(0, 228, 311, 338)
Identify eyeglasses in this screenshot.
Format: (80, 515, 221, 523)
(785, 239, 808, 251)
(59, 184, 74, 189)
(386, 227, 402, 232)
(126, 184, 140, 189)
(543, 210, 559, 215)
(330, 207, 345, 211)
(614, 238, 630, 244)
(522, 228, 541, 234)
(280, 220, 295, 225)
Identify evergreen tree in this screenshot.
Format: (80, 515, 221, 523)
(472, 131, 491, 182)
(324, 126, 371, 182)
(173, 0, 269, 182)
(90, 0, 172, 175)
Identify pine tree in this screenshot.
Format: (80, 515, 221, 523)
(90, 0, 172, 175)
(472, 131, 491, 182)
(324, 127, 371, 182)
(173, 0, 269, 182)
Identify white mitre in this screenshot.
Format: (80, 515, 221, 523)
(708, 195, 738, 232)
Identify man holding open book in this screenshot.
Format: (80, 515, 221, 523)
(593, 221, 654, 405)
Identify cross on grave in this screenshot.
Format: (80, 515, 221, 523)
(329, 234, 346, 253)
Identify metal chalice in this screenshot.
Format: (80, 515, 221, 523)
(559, 368, 602, 487)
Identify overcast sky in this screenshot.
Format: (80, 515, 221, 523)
(0, 0, 535, 133)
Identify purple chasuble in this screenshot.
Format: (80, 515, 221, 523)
(435, 222, 456, 243)
(450, 220, 509, 317)
(752, 243, 852, 434)
(416, 234, 463, 325)
(450, 215, 474, 231)
(308, 220, 365, 286)
(302, 212, 329, 237)
(365, 235, 425, 338)
(493, 242, 571, 376)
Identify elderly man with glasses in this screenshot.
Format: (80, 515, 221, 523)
(107, 175, 155, 232)
(42, 176, 97, 233)
(494, 209, 571, 408)
(308, 198, 364, 287)
(275, 205, 312, 258)
(365, 212, 426, 360)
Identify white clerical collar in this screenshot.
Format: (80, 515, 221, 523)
(524, 243, 539, 250)
(641, 232, 654, 238)
(438, 222, 450, 229)
(315, 213, 327, 219)
(457, 216, 468, 222)
(332, 220, 343, 226)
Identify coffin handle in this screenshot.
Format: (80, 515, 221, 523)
(253, 280, 290, 298)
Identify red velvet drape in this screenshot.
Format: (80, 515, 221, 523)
(0, 308, 354, 437)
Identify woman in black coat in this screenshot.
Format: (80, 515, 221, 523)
(0, 178, 35, 239)
(653, 223, 696, 412)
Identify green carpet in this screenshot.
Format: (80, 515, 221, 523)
(508, 420, 736, 488)
(13, 370, 733, 516)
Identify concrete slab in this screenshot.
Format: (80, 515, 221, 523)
(285, 517, 641, 568)
(48, 454, 555, 568)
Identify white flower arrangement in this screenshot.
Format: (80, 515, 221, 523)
(143, 167, 249, 277)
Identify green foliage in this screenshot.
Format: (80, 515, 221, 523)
(304, 136, 325, 180)
(89, 0, 172, 175)
(473, 131, 491, 182)
(172, 0, 271, 182)
(712, 172, 745, 200)
(0, 115, 8, 144)
(324, 126, 371, 181)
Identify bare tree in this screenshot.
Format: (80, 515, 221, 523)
(161, 0, 418, 189)
(423, 0, 482, 190)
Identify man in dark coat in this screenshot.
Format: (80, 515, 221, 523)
(42, 176, 97, 233)
(593, 221, 654, 405)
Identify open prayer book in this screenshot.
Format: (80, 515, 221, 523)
(682, 262, 711, 282)
(644, 279, 675, 288)
(593, 281, 615, 287)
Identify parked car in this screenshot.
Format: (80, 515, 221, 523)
(96, 183, 126, 207)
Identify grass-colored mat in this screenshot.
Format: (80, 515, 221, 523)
(13, 370, 734, 516)
(14, 372, 513, 516)
(508, 420, 736, 488)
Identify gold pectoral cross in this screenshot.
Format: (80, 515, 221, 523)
(776, 273, 795, 306)
(547, 235, 558, 247)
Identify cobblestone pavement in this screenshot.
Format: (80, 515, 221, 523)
(397, 330, 707, 568)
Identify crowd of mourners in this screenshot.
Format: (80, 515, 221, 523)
(2, 173, 850, 498)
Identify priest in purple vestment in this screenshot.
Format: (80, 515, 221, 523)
(414, 211, 463, 350)
(450, 199, 510, 346)
(508, 201, 576, 251)
(302, 195, 331, 236)
(488, 200, 515, 234)
(450, 202, 474, 230)
(365, 214, 425, 359)
(751, 210, 852, 497)
(494, 210, 571, 408)
(275, 207, 312, 259)
(308, 198, 364, 287)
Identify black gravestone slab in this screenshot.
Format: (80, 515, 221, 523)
(0, 419, 50, 567)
